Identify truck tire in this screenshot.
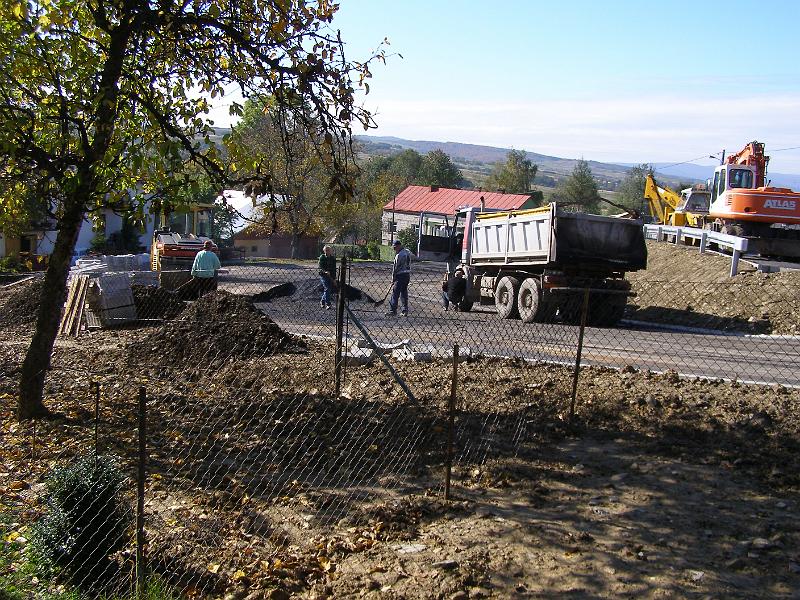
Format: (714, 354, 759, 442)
(517, 278, 549, 323)
(494, 276, 519, 319)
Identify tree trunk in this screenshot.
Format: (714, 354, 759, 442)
(18, 195, 87, 420)
(290, 232, 302, 259)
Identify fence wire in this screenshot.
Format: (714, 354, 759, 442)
(1, 254, 799, 598)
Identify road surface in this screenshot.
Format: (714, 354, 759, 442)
(217, 261, 800, 387)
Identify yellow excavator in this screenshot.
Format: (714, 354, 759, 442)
(644, 174, 710, 227)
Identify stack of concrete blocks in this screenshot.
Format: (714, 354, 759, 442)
(86, 272, 138, 327)
(70, 253, 158, 328)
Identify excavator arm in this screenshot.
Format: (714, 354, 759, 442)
(644, 174, 680, 224)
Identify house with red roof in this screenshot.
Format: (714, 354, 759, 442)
(381, 185, 539, 245)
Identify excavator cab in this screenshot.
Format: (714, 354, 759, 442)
(678, 186, 711, 213)
(710, 165, 757, 203)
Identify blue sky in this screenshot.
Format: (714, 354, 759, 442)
(211, 1, 800, 173)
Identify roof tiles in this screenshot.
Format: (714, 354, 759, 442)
(383, 185, 533, 215)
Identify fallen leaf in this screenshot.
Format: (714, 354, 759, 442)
(207, 563, 220, 574)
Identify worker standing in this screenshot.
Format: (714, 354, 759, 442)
(386, 240, 411, 317)
(318, 245, 337, 309)
(190, 240, 221, 298)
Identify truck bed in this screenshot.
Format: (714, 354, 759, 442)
(470, 205, 647, 272)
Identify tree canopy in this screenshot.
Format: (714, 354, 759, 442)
(616, 163, 654, 214)
(417, 149, 464, 188)
(484, 150, 537, 193)
(554, 159, 602, 213)
(0, 0, 379, 418)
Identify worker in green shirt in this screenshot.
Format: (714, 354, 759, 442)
(318, 245, 336, 309)
(190, 240, 221, 298)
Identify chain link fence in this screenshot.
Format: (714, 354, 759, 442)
(1, 253, 799, 597)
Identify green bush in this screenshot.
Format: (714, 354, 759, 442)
(366, 240, 380, 260)
(396, 227, 419, 254)
(31, 454, 131, 583)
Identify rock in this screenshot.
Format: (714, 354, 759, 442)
(468, 588, 491, 598)
(449, 592, 469, 600)
(266, 590, 289, 600)
(751, 537, 773, 550)
(433, 560, 459, 570)
(394, 543, 426, 554)
(365, 579, 380, 591)
(688, 570, 705, 582)
(343, 346, 375, 366)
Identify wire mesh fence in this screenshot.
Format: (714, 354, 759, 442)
(1, 254, 799, 597)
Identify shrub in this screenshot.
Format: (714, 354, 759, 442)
(366, 240, 380, 260)
(31, 454, 131, 583)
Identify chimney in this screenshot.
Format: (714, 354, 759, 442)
(430, 185, 439, 192)
(479, 196, 485, 212)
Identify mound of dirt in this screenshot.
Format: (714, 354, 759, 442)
(130, 290, 305, 367)
(132, 285, 185, 320)
(0, 278, 43, 328)
(628, 241, 800, 334)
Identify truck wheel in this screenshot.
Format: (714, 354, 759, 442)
(517, 278, 547, 323)
(494, 276, 519, 319)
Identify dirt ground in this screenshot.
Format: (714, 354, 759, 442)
(2, 274, 800, 598)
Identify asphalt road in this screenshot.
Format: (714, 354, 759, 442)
(218, 261, 800, 387)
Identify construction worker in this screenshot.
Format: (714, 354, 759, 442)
(318, 245, 336, 309)
(386, 239, 411, 317)
(442, 268, 466, 311)
(190, 239, 221, 298)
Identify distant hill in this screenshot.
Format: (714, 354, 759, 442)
(354, 135, 686, 189)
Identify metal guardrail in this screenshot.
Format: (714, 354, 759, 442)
(643, 224, 749, 277)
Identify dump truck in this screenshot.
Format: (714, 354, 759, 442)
(417, 203, 647, 326)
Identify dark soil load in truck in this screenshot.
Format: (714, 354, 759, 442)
(418, 204, 647, 326)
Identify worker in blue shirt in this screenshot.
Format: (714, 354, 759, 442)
(190, 240, 221, 298)
(386, 240, 411, 316)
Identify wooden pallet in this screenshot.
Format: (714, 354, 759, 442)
(58, 275, 90, 337)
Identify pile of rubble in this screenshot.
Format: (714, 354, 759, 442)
(0, 278, 43, 328)
(132, 285, 185, 320)
(130, 290, 305, 368)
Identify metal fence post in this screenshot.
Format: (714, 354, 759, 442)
(136, 386, 147, 597)
(334, 255, 347, 398)
(569, 289, 590, 421)
(92, 381, 100, 459)
(445, 343, 459, 501)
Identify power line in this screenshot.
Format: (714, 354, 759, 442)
(660, 152, 721, 170)
(770, 145, 800, 152)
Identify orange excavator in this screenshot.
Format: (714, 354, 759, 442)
(707, 141, 800, 257)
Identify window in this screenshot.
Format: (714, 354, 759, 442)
(251, 245, 257, 252)
(728, 169, 753, 190)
